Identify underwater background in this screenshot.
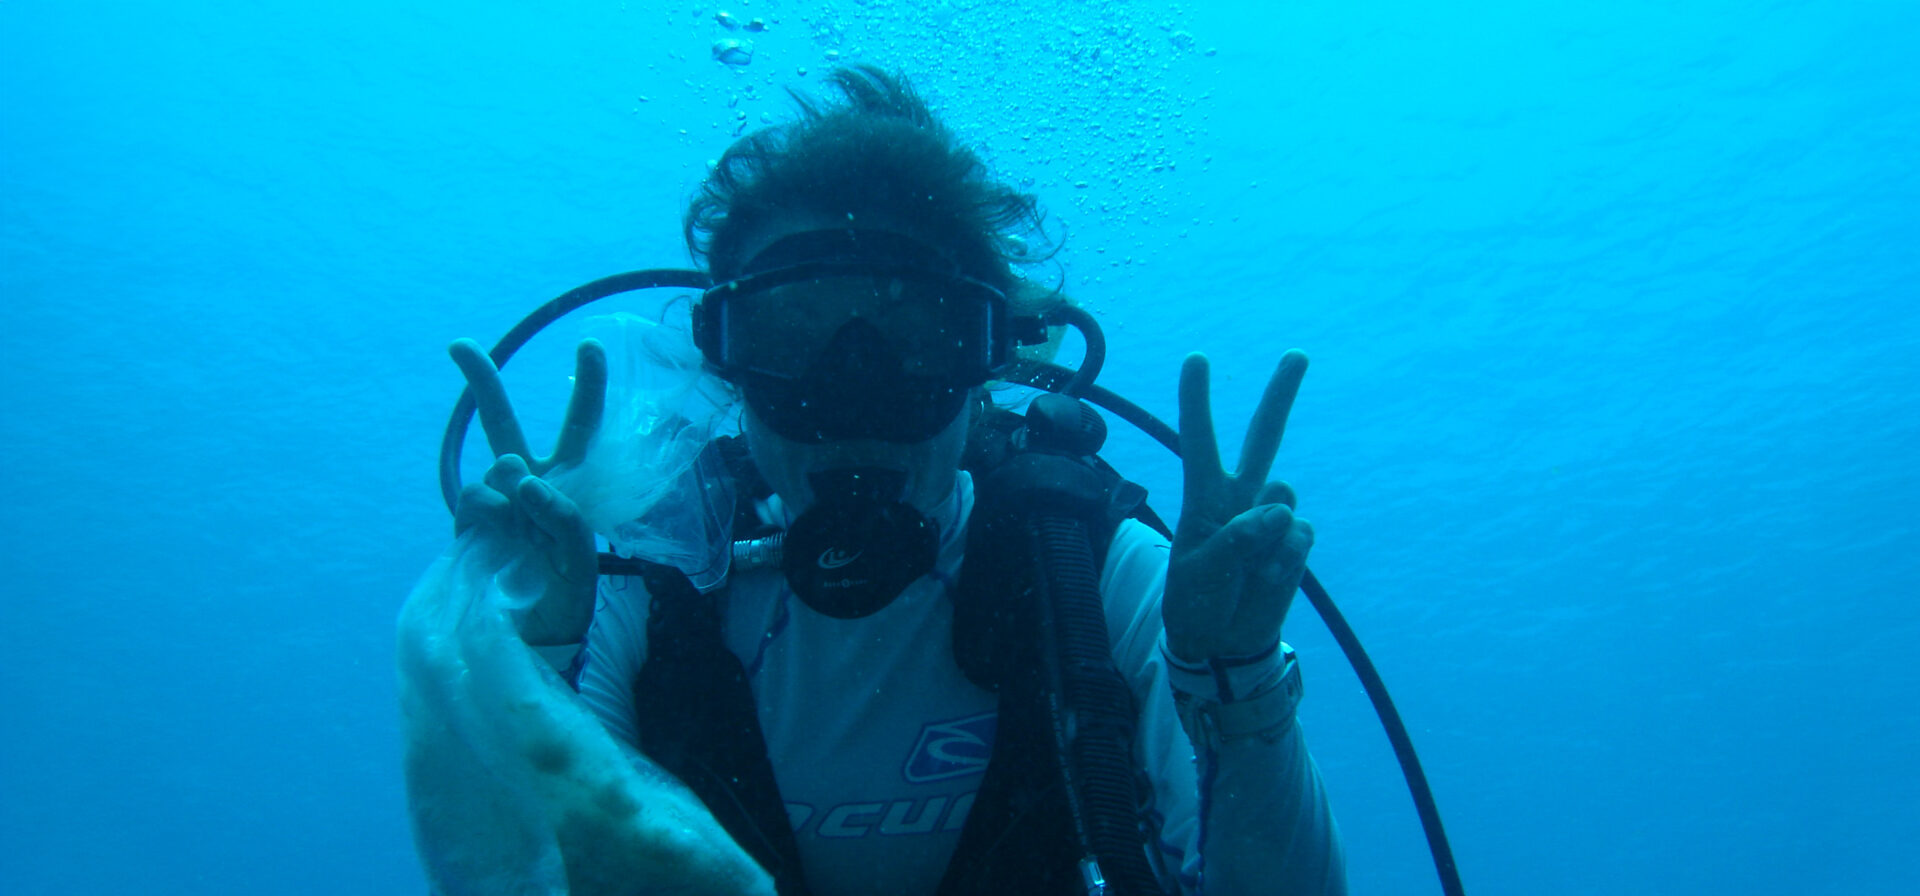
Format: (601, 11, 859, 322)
(4, 0, 1916, 893)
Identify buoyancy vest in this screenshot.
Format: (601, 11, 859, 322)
(629, 397, 1174, 895)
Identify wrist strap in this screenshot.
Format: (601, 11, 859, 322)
(1174, 648, 1303, 749)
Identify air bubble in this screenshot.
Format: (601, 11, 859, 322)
(712, 39, 754, 66)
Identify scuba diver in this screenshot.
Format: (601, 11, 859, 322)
(418, 66, 1348, 895)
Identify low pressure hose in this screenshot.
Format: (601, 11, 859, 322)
(1029, 514, 1162, 896)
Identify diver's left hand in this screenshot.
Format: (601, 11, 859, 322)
(1164, 350, 1314, 662)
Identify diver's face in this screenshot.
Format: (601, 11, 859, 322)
(743, 397, 971, 515)
(730, 213, 978, 514)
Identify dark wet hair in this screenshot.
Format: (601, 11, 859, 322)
(683, 65, 1052, 292)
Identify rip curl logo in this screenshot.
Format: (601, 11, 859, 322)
(817, 547, 862, 569)
(903, 712, 996, 783)
(786, 793, 976, 839)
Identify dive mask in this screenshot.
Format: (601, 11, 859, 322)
(694, 229, 1043, 443)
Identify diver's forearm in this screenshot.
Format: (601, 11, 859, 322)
(1200, 720, 1346, 895)
(1163, 639, 1345, 895)
(399, 540, 770, 896)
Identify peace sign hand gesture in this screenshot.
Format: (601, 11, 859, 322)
(1164, 350, 1314, 662)
(448, 337, 607, 647)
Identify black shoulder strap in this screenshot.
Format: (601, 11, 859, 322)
(950, 402, 1156, 686)
(629, 560, 811, 896)
(940, 398, 1167, 896)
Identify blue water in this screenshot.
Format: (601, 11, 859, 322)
(4, 1, 1915, 893)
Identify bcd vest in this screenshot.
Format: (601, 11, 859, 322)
(628, 398, 1175, 895)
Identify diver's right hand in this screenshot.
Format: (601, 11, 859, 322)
(449, 338, 606, 647)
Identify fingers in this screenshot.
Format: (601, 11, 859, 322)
(465, 455, 540, 545)
(1255, 480, 1297, 511)
(463, 455, 587, 569)
(1219, 504, 1314, 590)
(1186, 502, 1285, 566)
(1234, 350, 1308, 499)
(1165, 498, 1314, 659)
(1239, 503, 1302, 553)
(453, 482, 511, 536)
(1178, 353, 1224, 501)
(550, 339, 609, 469)
(451, 338, 534, 462)
(1259, 513, 1314, 586)
(482, 455, 556, 548)
(516, 475, 588, 551)
(453, 457, 550, 551)
(483, 453, 533, 496)
(1177, 502, 1311, 603)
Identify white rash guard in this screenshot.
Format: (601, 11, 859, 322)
(575, 471, 1346, 896)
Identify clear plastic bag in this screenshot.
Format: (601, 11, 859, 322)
(548, 311, 736, 589)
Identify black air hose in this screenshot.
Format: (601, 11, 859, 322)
(1029, 514, 1164, 896)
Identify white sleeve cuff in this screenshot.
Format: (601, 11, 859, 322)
(1164, 636, 1304, 749)
(1160, 633, 1292, 704)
